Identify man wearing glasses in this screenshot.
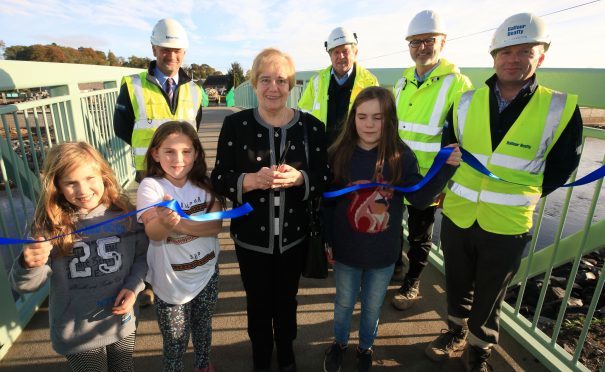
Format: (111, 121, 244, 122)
(298, 26, 379, 146)
(391, 10, 472, 310)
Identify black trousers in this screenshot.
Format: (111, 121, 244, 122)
(440, 216, 529, 344)
(235, 241, 305, 369)
(404, 204, 437, 281)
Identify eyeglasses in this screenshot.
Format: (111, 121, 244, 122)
(408, 37, 436, 48)
(258, 77, 289, 87)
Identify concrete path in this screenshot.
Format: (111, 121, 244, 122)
(0, 107, 547, 371)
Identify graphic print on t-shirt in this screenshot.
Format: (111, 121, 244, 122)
(346, 179, 394, 234)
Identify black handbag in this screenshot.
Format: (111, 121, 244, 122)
(301, 121, 328, 279)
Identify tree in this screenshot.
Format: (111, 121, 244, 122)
(107, 50, 120, 66)
(123, 56, 151, 68)
(227, 62, 246, 90)
(0, 40, 5, 60)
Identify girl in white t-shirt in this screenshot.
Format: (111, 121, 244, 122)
(136, 121, 223, 372)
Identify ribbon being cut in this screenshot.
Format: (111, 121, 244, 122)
(0, 200, 253, 245)
(324, 146, 605, 199)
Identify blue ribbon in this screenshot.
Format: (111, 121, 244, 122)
(0, 200, 253, 245)
(459, 148, 605, 187)
(323, 146, 454, 198)
(323, 146, 605, 199)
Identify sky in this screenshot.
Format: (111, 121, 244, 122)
(1, 0, 603, 74)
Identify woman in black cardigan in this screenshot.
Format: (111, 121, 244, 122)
(211, 48, 328, 372)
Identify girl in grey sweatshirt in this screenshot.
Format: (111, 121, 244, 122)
(9, 142, 148, 372)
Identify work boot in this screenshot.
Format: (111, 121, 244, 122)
(391, 264, 405, 282)
(323, 341, 346, 372)
(462, 344, 492, 372)
(425, 321, 468, 362)
(391, 277, 420, 310)
(355, 347, 373, 371)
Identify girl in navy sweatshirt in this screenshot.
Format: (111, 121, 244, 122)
(322, 86, 461, 371)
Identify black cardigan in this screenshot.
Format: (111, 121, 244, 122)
(211, 109, 329, 254)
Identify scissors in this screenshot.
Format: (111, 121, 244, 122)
(278, 140, 291, 168)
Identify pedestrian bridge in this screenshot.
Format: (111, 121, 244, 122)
(0, 60, 603, 371)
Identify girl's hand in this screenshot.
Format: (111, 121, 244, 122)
(444, 144, 462, 166)
(22, 238, 52, 268)
(244, 167, 276, 191)
(273, 164, 304, 188)
(156, 194, 180, 229)
(112, 288, 136, 315)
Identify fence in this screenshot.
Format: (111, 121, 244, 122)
(0, 60, 141, 360)
(234, 67, 605, 371)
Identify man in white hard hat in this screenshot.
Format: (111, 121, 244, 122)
(390, 10, 472, 311)
(112, 18, 204, 308)
(298, 26, 379, 146)
(426, 13, 582, 370)
(113, 18, 203, 177)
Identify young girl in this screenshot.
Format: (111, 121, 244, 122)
(136, 121, 223, 372)
(322, 86, 461, 371)
(9, 142, 148, 372)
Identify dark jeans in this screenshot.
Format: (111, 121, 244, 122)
(440, 216, 529, 344)
(235, 241, 305, 369)
(396, 205, 436, 281)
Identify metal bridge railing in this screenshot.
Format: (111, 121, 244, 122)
(0, 60, 142, 360)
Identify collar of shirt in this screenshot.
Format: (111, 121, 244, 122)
(414, 60, 441, 84)
(492, 75, 536, 113)
(331, 65, 354, 86)
(154, 66, 180, 91)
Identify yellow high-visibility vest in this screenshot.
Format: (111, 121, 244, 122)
(443, 85, 577, 234)
(123, 72, 202, 170)
(394, 59, 472, 175)
(298, 65, 378, 125)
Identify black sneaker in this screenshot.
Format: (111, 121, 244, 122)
(355, 347, 373, 371)
(425, 321, 468, 362)
(323, 342, 346, 372)
(392, 277, 420, 310)
(462, 345, 492, 372)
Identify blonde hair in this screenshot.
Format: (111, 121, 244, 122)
(32, 142, 132, 255)
(250, 48, 296, 91)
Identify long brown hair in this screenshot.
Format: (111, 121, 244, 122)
(144, 121, 221, 207)
(328, 86, 406, 184)
(32, 142, 132, 256)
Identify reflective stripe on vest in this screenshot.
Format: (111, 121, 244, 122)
(449, 182, 541, 207)
(455, 90, 475, 143)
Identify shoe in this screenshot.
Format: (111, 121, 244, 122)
(391, 277, 420, 310)
(323, 341, 346, 372)
(462, 345, 492, 372)
(355, 347, 373, 371)
(391, 264, 405, 282)
(138, 287, 154, 308)
(425, 321, 468, 362)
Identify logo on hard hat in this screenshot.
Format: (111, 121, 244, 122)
(507, 24, 526, 36)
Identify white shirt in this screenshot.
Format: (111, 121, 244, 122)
(136, 177, 219, 305)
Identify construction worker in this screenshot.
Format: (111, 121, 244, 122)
(391, 10, 472, 310)
(113, 18, 204, 307)
(298, 26, 379, 146)
(425, 13, 583, 371)
(113, 18, 203, 179)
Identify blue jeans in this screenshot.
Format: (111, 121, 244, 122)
(333, 261, 395, 350)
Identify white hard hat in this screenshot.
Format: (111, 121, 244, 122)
(406, 10, 446, 40)
(150, 18, 189, 49)
(489, 13, 550, 55)
(325, 27, 358, 51)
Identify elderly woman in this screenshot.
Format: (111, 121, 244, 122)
(211, 48, 328, 372)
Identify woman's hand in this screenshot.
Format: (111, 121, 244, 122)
(22, 238, 52, 268)
(112, 288, 136, 315)
(273, 164, 304, 189)
(444, 144, 462, 166)
(243, 167, 276, 192)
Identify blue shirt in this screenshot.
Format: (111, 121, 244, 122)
(154, 66, 179, 96)
(414, 60, 441, 84)
(331, 66, 354, 86)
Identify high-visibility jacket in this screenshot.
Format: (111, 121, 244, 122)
(123, 72, 202, 170)
(394, 59, 472, 175)
(443, 86, 578, 234)
(298, 64, 378, 125)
